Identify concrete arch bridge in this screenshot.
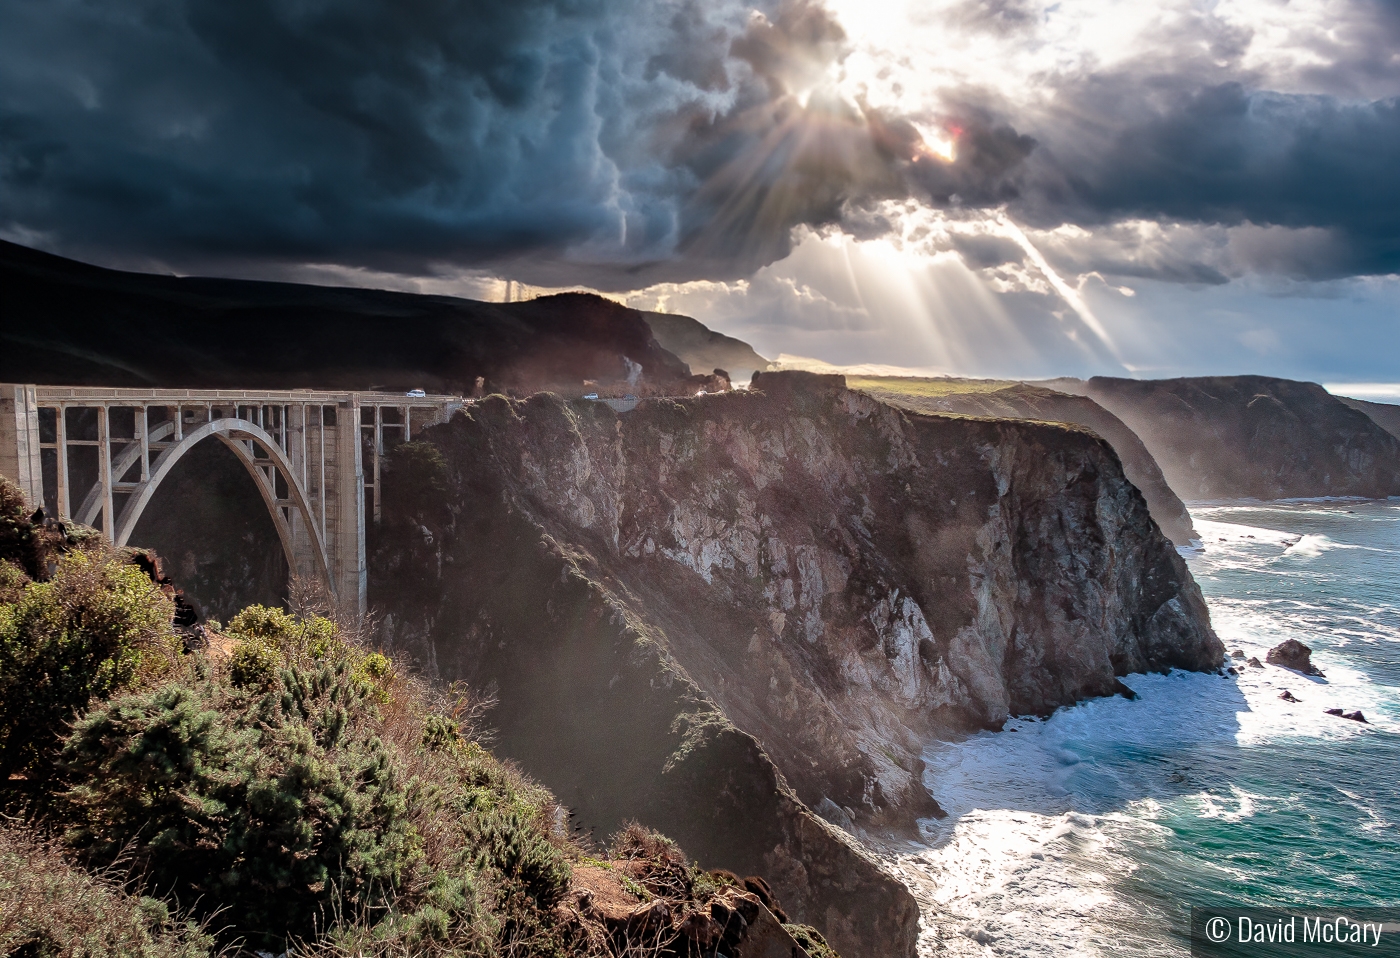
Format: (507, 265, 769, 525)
(2, 385, 465, 613)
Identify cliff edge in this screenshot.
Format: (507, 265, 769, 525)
(1337, 396, 1400, 442)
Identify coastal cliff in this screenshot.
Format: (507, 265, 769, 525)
(369, 372, 1222, 958)
(1338, 396, 1400, 442)
(854, 379, 1199, 545)
(1053, 376, 1400, 501)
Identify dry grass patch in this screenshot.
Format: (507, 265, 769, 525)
(0, 824, 222, 958)
(848, 376, 1017, 398)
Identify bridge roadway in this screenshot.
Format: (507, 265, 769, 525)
(1, 384, 466, 613)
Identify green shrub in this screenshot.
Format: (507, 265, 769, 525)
(447, 747, 572, 927)
(228, 637, 281, 688)
(60, 661, 415, 950)
(226, 604, 339, 658)
(0, 550, 176, 781)
(456, 790, 571, 910)
(224, 605, 393, 701)
(421, 713, 465, 753)
(0, 824, 217, 958)
(0, 475, 40, 578)
(0, 559, 29, 604)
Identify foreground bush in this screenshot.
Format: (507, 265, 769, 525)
(223, 603, 392, 697)
(0, 824, 218, 958)
(0, 549, 177, 781)
(62, 660, 416, 950)
(0, 475, 42, 580)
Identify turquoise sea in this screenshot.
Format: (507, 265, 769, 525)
(884, 500, 1400, 956)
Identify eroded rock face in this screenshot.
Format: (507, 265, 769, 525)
(1059, 375, 1400, 501)
(860, 381, 1199, 546)
(369, 371, 1221, 958)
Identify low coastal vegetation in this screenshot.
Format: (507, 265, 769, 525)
(0, 475, 835, 958)
(845, 375, 1017, 398)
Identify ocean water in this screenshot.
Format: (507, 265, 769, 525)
(884, 501, 1400, 956)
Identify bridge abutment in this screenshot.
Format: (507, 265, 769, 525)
(0, 385, 43, 506)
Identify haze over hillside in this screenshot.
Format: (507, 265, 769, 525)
(0, 240, 692, 396)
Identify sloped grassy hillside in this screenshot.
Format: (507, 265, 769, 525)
(0, 475, 835, 958)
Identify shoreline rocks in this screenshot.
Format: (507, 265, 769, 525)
(1266, 639, 1325, 677)
(1324, 708, 1369, 723)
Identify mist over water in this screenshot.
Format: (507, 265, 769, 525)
(883, 501, 1400, 957)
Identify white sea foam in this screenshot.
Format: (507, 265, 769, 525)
(877, 503, 1399, 957)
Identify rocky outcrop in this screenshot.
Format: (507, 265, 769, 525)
(0, 240, 690, 396)
(858, 381, 1199, 545)
(369, 371, 1220, 957)
(643, 311, 774, 385)
(1267, 638, 1324, 676)
(1050, 376, 1400, 501)
(370, 473, 918, 958)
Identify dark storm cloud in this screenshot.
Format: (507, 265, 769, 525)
(2, 0, 654, 271)
(1010, 77, 1400, 278)
(1283, 0, 1400, 98)
(0, 0, 910, 285)
(4, 0, 1400, 286)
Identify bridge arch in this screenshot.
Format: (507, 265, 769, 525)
(5, 385, 468, 615)
(110, 417, 334, 595)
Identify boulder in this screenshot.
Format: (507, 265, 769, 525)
(1342, 710, 1369, 724)
(678, 909, 724, 947)
(1231, 649, 1246, 659)
(1266, 639, 1325, 676)
(1246, 657, 1263, 668)
(815, 798, 855, 832)
(1279, 690, 1299, 703)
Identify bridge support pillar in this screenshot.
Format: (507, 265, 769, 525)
(333, 400, 367, 615)
(0, 385, 43, 506)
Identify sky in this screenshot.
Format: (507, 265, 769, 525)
(2, 0, 1398, 387)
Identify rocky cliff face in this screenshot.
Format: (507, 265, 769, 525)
(858, 381, 1199, 545)
(1338, 396, 1400, 442)
(1054, 376, 1400, 500)
(369, 372, 1221, 958)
